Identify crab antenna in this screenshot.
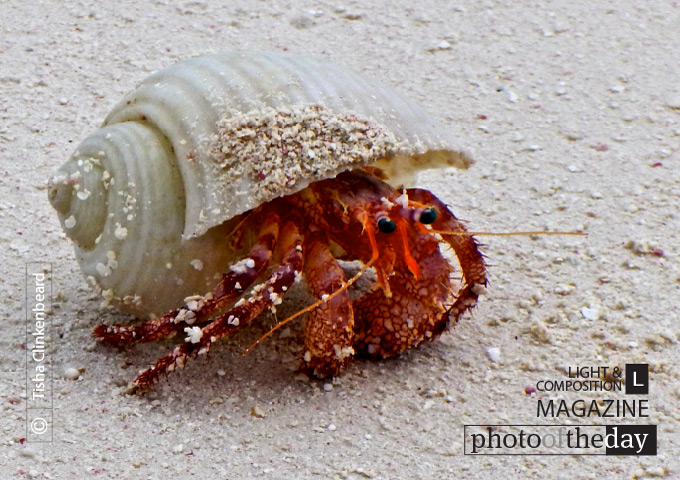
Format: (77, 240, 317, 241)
(242, 255, 378, 355)
(429, 229, 587, 237)
(397, 220, 420, 279)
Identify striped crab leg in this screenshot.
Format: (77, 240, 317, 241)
(94, 212, 281, 346)
(128, 221, 303, 393)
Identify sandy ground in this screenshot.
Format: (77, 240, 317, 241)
(2, 0, 679, 478)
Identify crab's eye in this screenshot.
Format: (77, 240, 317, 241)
(378, 217, 397, 234)
(419, 207, 438, 225)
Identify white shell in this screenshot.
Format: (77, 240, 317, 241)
(48, 52, 472, 317)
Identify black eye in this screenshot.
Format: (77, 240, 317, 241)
(378, 217, 397, 234)
(419, 207, 437, 224)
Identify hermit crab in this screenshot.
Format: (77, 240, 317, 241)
(48, 52, 487, 393)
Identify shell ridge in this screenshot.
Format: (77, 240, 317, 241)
(250, 53, 312, 108)
(262, 54, 334, 108)
(74, 123, 150, 306)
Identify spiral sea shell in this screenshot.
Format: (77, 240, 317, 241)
(48, 52, 472, 317)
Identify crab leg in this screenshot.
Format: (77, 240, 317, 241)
(128, 221, 303, 393)
(299, 231, 354, 378)
(406, 188, 488, 322)
(94, 212, 281, 346)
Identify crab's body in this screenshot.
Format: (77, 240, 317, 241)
(95, 169, 486, 392)
(48, 52, 488, 393)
